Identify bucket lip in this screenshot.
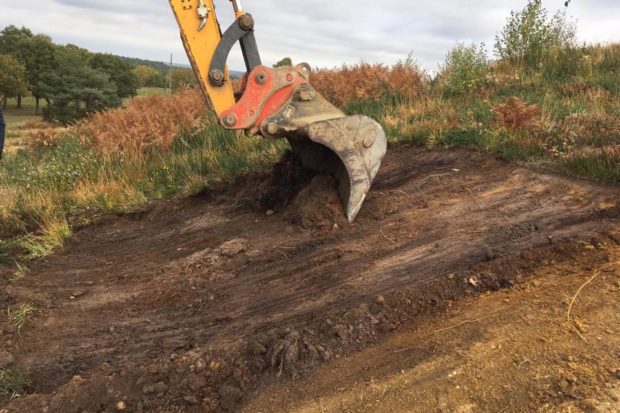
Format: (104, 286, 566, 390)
(304, 116, 387, 222)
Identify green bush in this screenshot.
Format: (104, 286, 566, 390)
(542, 46, 587, 83)
(439, 43, 490, 95)
(495, 0, 576, 71)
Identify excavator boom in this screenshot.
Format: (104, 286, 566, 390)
(169, 0, 387, 222)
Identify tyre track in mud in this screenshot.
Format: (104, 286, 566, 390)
(1, 145, 618, 411)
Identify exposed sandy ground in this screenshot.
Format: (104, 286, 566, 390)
(0, 145, 618, 412)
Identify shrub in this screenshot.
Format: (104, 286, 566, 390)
(495, 0, 576, 71)
(75, 87, 207, 154)
(28, 127, 63, 148)
(494, 96, 541, 130)
(439, 43, 490, 95)
(311, 61, 427, 106)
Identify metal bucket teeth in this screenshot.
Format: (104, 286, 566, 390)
(289, 115, 387, 222)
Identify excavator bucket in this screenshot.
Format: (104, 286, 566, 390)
(288, 116, 387, 222)
(220, 63, 387, 222)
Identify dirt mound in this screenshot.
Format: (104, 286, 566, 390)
(0, 145, 618, 412)
(257, 150, 316, 213)
(285, 176, 347, 230)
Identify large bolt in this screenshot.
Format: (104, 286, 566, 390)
(238, 14, 254, 30)
(223, 113, 238, 127)
(255, 72, 266, 85)
(209, 69, 225, 86)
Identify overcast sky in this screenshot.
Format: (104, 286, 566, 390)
(1, 0, 618, 71)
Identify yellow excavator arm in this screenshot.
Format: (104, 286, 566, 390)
(168, 0, 387, 222)
(169, 0, 235, 116)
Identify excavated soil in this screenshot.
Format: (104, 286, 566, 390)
(0, 145, 619, 413)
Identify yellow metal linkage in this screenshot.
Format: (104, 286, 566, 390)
(169, 0, 236, 116)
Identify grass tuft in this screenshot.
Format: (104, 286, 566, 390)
(18, 218, 72, 260)
(8, 303, 36, 334)
(0, 368, 30, 402)
(10, 262, 30, 283)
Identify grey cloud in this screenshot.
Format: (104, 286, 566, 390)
(1, 0, 619, 71)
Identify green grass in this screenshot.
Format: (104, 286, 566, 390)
(8, 303, 36, 333)
(0, 368, 29, 402)
(3, 96, 40, 128)
(18, 219, 72, 260)
(10, 262, 30, 283)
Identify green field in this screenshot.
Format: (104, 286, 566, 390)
(3, 96, 39, 129)
(137, 87, 169, 96)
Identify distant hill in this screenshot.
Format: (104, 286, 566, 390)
(120, 56, 245, 79)
(119, 56, 190, 71)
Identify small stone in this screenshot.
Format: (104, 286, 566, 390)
(0, 350, 15, 367)
(249, 341, 267, 356)
(187, 373, 206, 391)
(218, 385, 243, 411)
(447, 273, 455, 280)
(265, 210, 275, 216)
(468, 276, 479, 286)
(218, 239, 247, 257)
(532, 280, 542, 287)
(335, 325, 349, 341)
(143, 381, 167, 395)
(115, 401, 127, 411)
(375, 295, 385, 305)
(71, 375, 83, 382)
(183, 395, 199, 405)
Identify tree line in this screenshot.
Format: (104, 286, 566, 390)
(0, 25, 197, 123)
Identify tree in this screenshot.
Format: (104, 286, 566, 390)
(0, 54, 28, 109)
(0, 25, 34, 108)
(170, 68, 197, 90)
(42, 45, 120, 124)
(20, 35, 57, 114)
(494, 0, 576, 71)
(134, 65, 164, 88)
(90, 53, 139, 98)
(0, 25, 33, 57)
(440, 43, 489, 95)
(273, 57, 293, 68)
